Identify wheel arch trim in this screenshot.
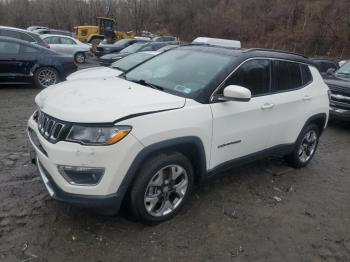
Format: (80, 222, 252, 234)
(116, 136, 207, 203)
(302, 113, 328, 135)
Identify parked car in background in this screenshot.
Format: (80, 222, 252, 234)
(98, 42, 168, 66)
(95, 39, 147, 57)
(33, 28, 74, 37)
(0, 36, 77, 88)
(27, 26, 48, 32)
(339, 60, 348, 67)
(28, 45, 329, 223)
(192, 37, 241, 48)
(311, 58, 340, 76)
(0, 26, 49, 48)
(324, 61, 350, 121)
(67, 51, 159, 81)
(41, 34, 91, 63)
(152, 35, 176, 42)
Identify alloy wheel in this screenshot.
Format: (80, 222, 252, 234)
(38, 69, 57, 87)
(298, 130, 318, 163)
(75, 53, 85, 64)
(144, 164, 189, 217)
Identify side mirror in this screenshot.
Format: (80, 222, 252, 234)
(326, 68, 335, 75)
(214, 85, 251, 102)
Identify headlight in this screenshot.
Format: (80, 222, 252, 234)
(66, 125, 132, 145)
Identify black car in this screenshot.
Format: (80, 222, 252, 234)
(0, 37, 77, 88)
(99, 42, 168, 66)
(324, 62, 350, 121)
(0, 26, 49, 48)
(312, 58, 339, 76)
(95, 39, 147, 57)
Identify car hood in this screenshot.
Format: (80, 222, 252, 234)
(66, 67, 122, 81)
(35, 77, 186, 123)
(324, 75, 350, 93)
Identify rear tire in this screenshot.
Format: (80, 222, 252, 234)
(129, 152, 194, 225)
(285, 124, 320, 168)
(34, 67, 59, 89)
(74, 52, 86, 64)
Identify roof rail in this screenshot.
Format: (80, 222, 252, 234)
(245, 48, 308, 59)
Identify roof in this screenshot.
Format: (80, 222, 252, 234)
(35, 28, 71, 33)
(40, 34, 75, 39)
(181, 45, 314, 66)
(0, 26, 39, 36)
(0, 36, 32, 45)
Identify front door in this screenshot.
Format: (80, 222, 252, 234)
(0, 40, 23, 83)
(209, 59, 274, 169)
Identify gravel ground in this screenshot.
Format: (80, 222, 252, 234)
(0, 60, 350, 262)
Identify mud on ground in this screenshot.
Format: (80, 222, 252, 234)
(0, 82, 350, 262)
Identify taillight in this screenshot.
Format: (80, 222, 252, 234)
(45, 43, 50, 49)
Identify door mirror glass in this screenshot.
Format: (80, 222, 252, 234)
(326, 68, 335, 75)
(220, 85, 251, 102)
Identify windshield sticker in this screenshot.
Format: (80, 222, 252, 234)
(175, 85, 191, 94)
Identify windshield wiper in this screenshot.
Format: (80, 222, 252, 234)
(336, 72, 350, 77)
(129, 79, 164, 91)
(112, 66, 125, 72)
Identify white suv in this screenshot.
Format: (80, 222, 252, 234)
(28, 45, 330, 223)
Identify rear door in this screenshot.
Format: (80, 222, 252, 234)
(265, 60, 313, 148)
(44, 36, 63, 53)
(19, 45, 39, 77)
(210, 59, 274, 169)
(0, 40, 23, 83)
(58, 36, 78, 55)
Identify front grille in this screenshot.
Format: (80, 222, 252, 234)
(329, 86, 350, 110)
(36, 110, 69, 143)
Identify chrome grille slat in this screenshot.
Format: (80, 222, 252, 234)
(36, 110, 67, 143)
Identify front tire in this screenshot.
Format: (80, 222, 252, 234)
(74, 52, 86, 64)
(285, 124, 320, 168)
(129, 152, 194, 224)
(34, 67, 59, 89)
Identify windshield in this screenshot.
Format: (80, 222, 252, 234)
(125, 48, 233, 98)
(111, 52, 154, 72)
(335, 62, 350, 78)
(120, 43, 145, 54)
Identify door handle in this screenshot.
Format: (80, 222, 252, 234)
(261, 103, 275, 110)
(302, 95, 312, 101)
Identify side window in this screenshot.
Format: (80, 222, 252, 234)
(140, 45, 152, 51)
(60, 37, 76, 45)
(300, 64, 312, 86)
(20, 32, 35, 42)
(273, 60, 302, 92)
(225, 59, 271, 96)
(45, 36, 60, 44)
(152, 43, 165, 50)
(2, 29, 21, 40)
(22, 45, 38, 54)
(0, 41, 20, 55)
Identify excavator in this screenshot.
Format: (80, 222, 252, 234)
(74, 17, 133, 47)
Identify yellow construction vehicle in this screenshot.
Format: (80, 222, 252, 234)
(74, 17, 133, 46)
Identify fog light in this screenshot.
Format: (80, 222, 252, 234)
(57, 166, 105, 186)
